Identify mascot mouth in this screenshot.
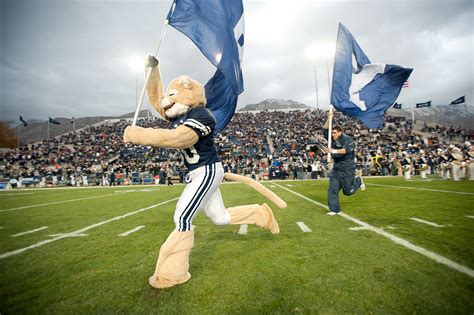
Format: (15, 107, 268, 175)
(161, 96, 176, 111)
(162, 103, 174, 110)
(165, 103, 191, 118)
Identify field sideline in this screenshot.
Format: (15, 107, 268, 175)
(0, 177, 473, 313)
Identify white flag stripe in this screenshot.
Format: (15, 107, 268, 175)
(11, 226, 49, 237)
(296, 222, 312, 233)
(119, 225, 145, 237)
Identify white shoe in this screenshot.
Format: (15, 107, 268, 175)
(327, 211, 339, 216)
(359, 177, 366, 191)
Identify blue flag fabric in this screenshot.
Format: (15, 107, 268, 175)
(19, 115, 27, 127)
(331, 23, 413, 128)
(416, 101, 431, 108)
(168, 0, 244, 133)
(450, 96, 465, 105)
(49, 117, 61, 124)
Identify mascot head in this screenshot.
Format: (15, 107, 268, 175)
(158, 75, 206, 120)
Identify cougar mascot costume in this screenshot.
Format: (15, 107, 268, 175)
(124, 56, 286, 289)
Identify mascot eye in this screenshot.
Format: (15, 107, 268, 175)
(167, 89, 178, 97)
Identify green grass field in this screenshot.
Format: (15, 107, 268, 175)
(1, 177, 473, 314)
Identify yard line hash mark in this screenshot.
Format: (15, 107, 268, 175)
(119, 225, 145, 237)
(296, 222, 312, 232)
(272, 183, 474, 279)
(237, 225, 248, 235)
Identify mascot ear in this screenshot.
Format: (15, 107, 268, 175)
(178, 75, 191, 89)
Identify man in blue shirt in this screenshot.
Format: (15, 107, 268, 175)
(323, 111, 366, 215)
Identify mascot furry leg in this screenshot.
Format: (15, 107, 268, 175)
(149, 229, 194, 289)
(148, 173, 286, 289)
(227, 203, 279, 234)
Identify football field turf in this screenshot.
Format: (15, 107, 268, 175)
(1, 177, 473, 314)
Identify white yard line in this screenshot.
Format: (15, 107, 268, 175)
(410, 217, 445, 227)
(119, 225, 145, 237)
(0, 192, 130, 212)
(0, 197, 178, 260)
(237, 224, 248, 235)
(367, 183, 474, 195)
(296, 221, 312, 232)
(272, 183, 474, 279)
(11, 226, 49, 237)
(466, 215, 474, 219)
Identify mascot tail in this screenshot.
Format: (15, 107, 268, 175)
(223, 173, 287, 209)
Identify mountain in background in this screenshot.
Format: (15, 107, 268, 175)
(387, 103, 473, 129)
(239, 99, 310, 111)
(5, 101, 473, 146)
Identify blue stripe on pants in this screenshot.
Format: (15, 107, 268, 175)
(179, 164, 215, 231)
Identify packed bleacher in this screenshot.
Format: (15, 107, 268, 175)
(0, 109, 472, 188)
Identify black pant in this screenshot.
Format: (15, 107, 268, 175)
(327, 167, 361, 213)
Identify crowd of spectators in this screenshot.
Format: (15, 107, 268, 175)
(0, 109, 472, 188)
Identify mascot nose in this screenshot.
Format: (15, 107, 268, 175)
(161, 98, 173, 109)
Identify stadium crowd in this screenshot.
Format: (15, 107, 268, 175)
(0, 109, 472, 188)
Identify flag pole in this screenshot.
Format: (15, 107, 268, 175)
(131, 19, 170, 126)
(327, 105, 333, 164)
(312, 62, 319, 110)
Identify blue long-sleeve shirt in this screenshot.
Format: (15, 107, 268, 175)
(323, 128, 356, 170)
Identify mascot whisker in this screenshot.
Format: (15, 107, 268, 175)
(124, 56, 286, 289)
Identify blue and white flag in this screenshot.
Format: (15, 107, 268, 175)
(168, 0, 244, 133)
(416, 101, 431, 108)
(331, 23, 413, 128)
(450, 96, 465, 105)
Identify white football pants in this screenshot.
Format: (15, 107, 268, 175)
(174, 162, 231, 231)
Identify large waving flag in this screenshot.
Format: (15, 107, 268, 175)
(331, 23, 413, 128)
(167, 0, 244, 133)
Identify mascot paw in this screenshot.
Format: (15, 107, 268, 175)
(149, 273, 191, 289)
(123, 126, 143, 144)
(261, 203, 280, 235)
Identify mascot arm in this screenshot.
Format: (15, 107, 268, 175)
(124, 125, 198, 149)
(145, 63, 164, 113)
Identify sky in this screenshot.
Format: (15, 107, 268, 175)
(1, 0, 473, 122)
